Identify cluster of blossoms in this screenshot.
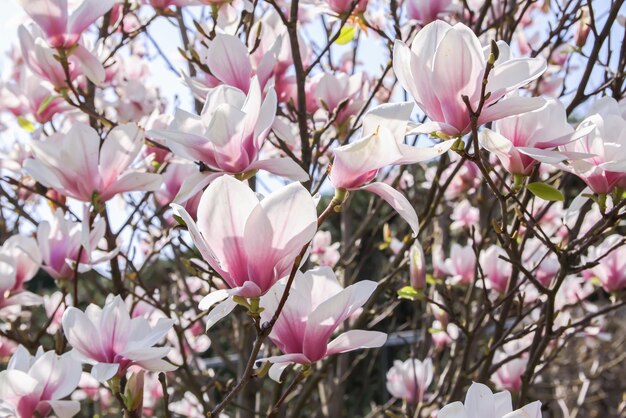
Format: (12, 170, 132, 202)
(0, 0, 624, 417)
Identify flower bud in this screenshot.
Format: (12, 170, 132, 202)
(409, 241, 427, 290)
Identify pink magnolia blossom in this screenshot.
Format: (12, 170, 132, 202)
(386, 358, 433, 403)
(438, 382, 541, 418)
(585, 235, 626, 293)
(155, 162, 203, 219)
(491, 342, 528, 392)
(19, 25, 106, 88)
(0, 345, 81, 418)
(150, 78, 307, 200)
(258, 267, 387, 381)
(438, 243, 476, 285)
(37, 208, 113, 280)
(62, 295, 176, 382)
(406, 0, 454, 24)
(0, 254, 42, 314)
(480, 98, 592, 176)
(450, 200, 480, 230)
(327, 0, 369, 14)
(394, 21, 546, 136)
(25, 123, 162, 203)
(310, 231, 340, 267)
(559, 97, 626, 194)
(172, 175, 317, 327)
(18, 0, 116, 49)
(0, 235, 41, 291)
(330, 102, 456, 235)
(480, 245, 512, 294)
(315, 72, 369, 127)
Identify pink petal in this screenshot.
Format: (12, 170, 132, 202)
(360, 182, 420, 236)
(326, 330, 387, 355)
(207, 34, 253, 92)
(68, 0, 116, 38)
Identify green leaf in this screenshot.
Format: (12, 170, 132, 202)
(17, 116, 35, 132)
(173, 214, 187, 227)
(37, 95, 55, 115)
(397, 286, 419, 301)
(335, 26, 356, 45)
(526, 182, 564, 201)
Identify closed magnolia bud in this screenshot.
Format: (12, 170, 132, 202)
(409, 241, 426, 290)
(124, 370, 145, 414)
(575, 7, 591, 48)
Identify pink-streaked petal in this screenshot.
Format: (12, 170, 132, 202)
(360, 182, 420, 236)
(91, 362, 119, 383)
(478, 96, 545, 126)
(72, 45, 105, 85)
(207, 34, 253, 92)
(395, 139, 456, 165)
(247, 158, 309, 181)
(43, 400, 81, 418)
(68, 0, 116, 37)
(326, 330, 387, 355)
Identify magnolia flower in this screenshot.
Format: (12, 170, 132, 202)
(480, 245, 512, 294)
(62, 295, 176, 382)
(173, 176, 317, 328)
(386, 358, 433, 403)
(18, 0, 116, 49)
(155, 162, 203, 219)
(310, 231, 340, 267)
(438, 382, 541, 418)
(394, 21, 546, 136)
(150, 78, 307, 200)
(330, 102, 456, 235)
(258, 267, 387, 381)
(406, 0, 454, 24)
(144, 0, 198, 9)
(491, 342, 528, 392)
(0, 345, 81, 418)
(559, 97, 626, 194)
(438, 243, 476, 285)
(585, 235, 626, 293)
(0, 235, 41, 291)
(315, 72, 369, 127)
(37, 209, 113, 280)
(327, 0, 369, 14)
(19, 25, 106, 88)
(25, 123, 162, 203)
(0, 254, 42, 314)
(480, 98, 592, 176)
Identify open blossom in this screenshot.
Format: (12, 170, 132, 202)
(406, 0, 454, 24)
(150, 78, 307, 199)
(19, 25, 106, 88)
(315, 72, 369, 127)
(0, 235, 41, 291)
(437, 243, 476, 285)
(491, 342, 528, 392)
(480, 98, 592, 176)
(585, 235, 626, 293)
(173, 175, 317, 327)
(327, 0, 369, 14)
(310, 231, 340, 267)
(559, 97, 626, 194)
(480, 245, 512, 294)
(386, 358, 433, 403)
(18, 0, 116, 49)
(0, 255, 42, 315)
(258, 267, 387, 381)
(0, 345, 81, 418)
(438, 382, 541, 418)
(37, 209, 113, 280)
(330, 102, 456, 235)
(25, 123, 162, 203)
(394, 21, 546, 136)
(62, 295, 176, 382)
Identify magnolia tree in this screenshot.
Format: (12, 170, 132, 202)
(0, 0, 625, 417)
